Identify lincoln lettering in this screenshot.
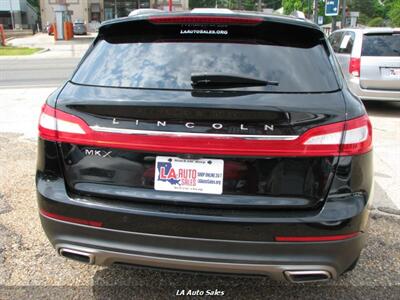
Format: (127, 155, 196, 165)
(110, 119, 274, 132)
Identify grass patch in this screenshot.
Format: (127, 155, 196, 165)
(0, 46, 42, 56)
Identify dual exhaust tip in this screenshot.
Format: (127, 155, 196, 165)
(59, 248, 94, 265)
(58, 247, 332, 283)
(284, 270, 332, 283)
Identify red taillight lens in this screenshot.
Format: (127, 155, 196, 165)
(39, 104, 90, 141)
(302, 114, 372, 156)
(148, 16, 263, 25)
(38, 104, 372, 157)
(349, 57, 361, 77)
(275, 232, 360, 242)
(39, 208, 103, 227)
(341, 115, 373, 155)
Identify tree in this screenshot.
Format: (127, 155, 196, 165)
(189, 0, 218, 9)
(348, 0, 385, 25)
(282, 0, 327, 22)
(27, 0, 39, 9)
(190, 0, 279, 10)
(242, 0, 256, 10)
(264, 0, 282, 10)
(282, 0, 304, 15)
(388, 1, 400, 26)
(367, 17, 385, 27)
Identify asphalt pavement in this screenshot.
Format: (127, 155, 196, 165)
(0, 57, 80, 88)
(0, 32, 91, 88)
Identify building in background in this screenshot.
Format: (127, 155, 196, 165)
(39, 0, 189, 31)
(0, 0, 39, 29)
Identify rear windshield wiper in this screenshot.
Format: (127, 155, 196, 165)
(191, 73, 279, 89)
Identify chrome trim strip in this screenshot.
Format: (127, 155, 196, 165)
(89, 125, 299, 141)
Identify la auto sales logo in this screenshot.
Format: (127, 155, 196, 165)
(157, 161, 197, 186)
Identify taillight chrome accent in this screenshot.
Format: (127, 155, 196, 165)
(349, 57, 361, 77)
(148, 16, 263, 25)
(38, 104, 372, 157)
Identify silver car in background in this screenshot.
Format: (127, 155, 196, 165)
(329, 28, 400, 101)
(73, 20, 87, 35)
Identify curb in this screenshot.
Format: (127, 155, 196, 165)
(35, 48, 50, 54)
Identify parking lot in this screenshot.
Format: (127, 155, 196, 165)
(0, 33, 400, 299)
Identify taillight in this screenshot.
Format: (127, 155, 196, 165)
(349, 57, 361, 77)
(38, 104, 372, 157)
(303, 114, 372, 156)
(39, 104, 90, 141)
(148, 16, 263, 25)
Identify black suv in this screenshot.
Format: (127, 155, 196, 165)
(36, 11, 373, 283)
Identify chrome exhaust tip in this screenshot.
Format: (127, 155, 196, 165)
(59, 248, 94, 265)
(284, 270, 332, 283)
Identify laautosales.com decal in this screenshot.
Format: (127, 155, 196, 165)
(180, 29, 228, 35)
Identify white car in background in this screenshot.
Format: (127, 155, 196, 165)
(329, 28, 400, 101)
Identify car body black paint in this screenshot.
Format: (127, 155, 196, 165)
(37, 12, 372, 281)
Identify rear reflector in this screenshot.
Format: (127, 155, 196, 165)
(349, 57, 361, 77)
(148, 16, 263, 25)
(38, 104, 372, 157)
(275, 232, 360, 242)
(39, 208, 103, 227)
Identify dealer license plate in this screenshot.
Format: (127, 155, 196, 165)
(154, 156, 224, 195)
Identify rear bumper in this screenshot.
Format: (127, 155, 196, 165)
(36, 137, 373, 281)
(348, 77, 400, 101)
(41, 216, 366, 282)
(37, 173, 371, 281)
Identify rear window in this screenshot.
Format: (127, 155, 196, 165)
(328, 31, 344, 53)
(362, 33, 400, 57)
(338, 32, 355, 54)
(72, 21, 339, 93)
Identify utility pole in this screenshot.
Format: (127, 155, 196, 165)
(313, 0, 318, 24)
(8, 0, 15, 30)
(341, 0, 347, 28)
(307, 0, 311, 19)
(258, 0, 262, 12)
(332, 16, 337, 32)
